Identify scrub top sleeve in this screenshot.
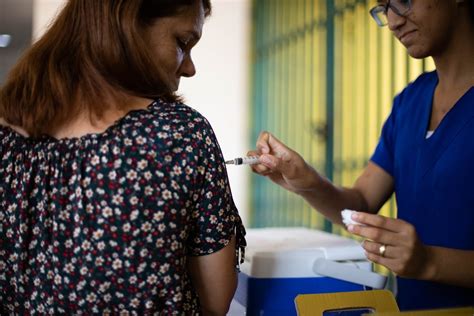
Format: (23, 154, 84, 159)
(370, 95, 401, 177)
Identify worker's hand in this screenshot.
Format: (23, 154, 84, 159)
(247, 131, 320, 195)
(347, 211, 431, 280)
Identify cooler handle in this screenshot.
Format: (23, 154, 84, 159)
(313, 258, 387, 289)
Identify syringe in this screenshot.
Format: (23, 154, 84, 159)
(225, 156, 259, 165)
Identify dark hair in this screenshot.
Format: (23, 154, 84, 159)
(470, 0, 474, 21)
(142, 0, 211, 18)
(0, 0, 212, 137)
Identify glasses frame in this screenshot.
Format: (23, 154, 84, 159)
(369, 0, 412, 27)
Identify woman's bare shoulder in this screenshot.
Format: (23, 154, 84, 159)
(0, 117, 29, 137)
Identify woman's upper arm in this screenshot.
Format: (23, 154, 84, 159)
(354, 161, 395, 213)
(183, 110, 246, 314)
(187, 236, 237, 316)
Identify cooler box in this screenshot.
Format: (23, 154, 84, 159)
(234, 228, 386, 316)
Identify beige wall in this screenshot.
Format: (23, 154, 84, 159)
(33, 0, 251, 224)
(33, 0, 64, 40)
(179, 1, 251, 225)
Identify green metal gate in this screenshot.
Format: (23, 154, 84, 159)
(250, 0, 435, 234)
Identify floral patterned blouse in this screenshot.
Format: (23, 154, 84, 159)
(0, 99, 246, 315)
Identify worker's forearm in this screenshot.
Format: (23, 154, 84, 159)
(297, 173, 369, 226)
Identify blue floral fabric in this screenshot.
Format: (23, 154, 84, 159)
(0, 99, 246, 315)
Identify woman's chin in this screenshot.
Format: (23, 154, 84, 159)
(406, 46, 431, 60)
(170, 81, 179, 92)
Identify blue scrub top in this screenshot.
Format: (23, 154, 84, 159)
(371, 71, 474, 311)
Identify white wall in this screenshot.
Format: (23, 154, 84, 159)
(179, 0, 251, 225)
(33, 0, 252, 225)
(33, 0, 64, 40)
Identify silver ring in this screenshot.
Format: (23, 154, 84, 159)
(379, 244, 387, 257)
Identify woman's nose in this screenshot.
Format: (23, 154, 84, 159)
(387, 8, 406, 31)
(180, 55, 196, 78)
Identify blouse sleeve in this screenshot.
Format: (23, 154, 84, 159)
(185, 113, 246, 265)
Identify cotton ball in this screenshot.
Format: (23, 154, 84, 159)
(341, 209, 364, 227)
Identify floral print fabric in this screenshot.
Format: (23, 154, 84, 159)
(0, 100, 246, 315)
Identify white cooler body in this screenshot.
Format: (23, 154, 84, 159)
(233, 228, 385, 316)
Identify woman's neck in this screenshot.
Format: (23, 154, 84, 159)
(50, 96, 153, 139)
(433, 19, 474, 90)
(0, 96, 154, 139)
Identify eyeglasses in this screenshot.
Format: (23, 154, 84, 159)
(370, 0, 412, 27)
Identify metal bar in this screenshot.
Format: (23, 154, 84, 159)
(324, 0, 335, 233)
